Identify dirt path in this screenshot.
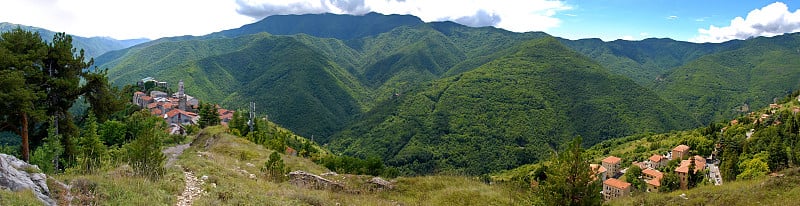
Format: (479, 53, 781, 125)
(162, 143, 190, 167)
(176, 170, 204, 206)
(163, 143, 204, 206)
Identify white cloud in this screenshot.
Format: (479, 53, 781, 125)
(0, 0, 253, 39)
(667, 15, 679, 20)
(620, 35, 635, 40)
(0, 0, 570, 39)
(237, 0, 572, 32)
(691, 2, 800, 43)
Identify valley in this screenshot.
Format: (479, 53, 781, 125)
(2, 10, 800, 206)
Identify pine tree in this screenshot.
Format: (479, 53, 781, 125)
(30, 118, 64, 174)
(75, 112, 107, 174)
(537, 137, 602, 205)
(262, 151, 286, 182)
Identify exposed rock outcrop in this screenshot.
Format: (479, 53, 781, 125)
(368, 177, 394, 191)
(289, 170, 344, 191)
(0, 154, 56, 205)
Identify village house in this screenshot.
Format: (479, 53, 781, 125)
(603, 178, 631, 200)
(672, 145, 690, 160)
(602, 156, 622, 178)
(675, 155, 707, 190)
(648, 154, 668, 169)
(642, 168, 664, 192)
(165, 109, 199, 125)
(150, 90, 168, 98)
(590, 164, 608, 182)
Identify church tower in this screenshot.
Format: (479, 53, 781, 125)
(178, 80, 187, 110)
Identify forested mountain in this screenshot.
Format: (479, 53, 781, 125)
(653, 33, 800, 123)
(0, 22, 148, 58)
(92, 12, 800, 175)
(329, 37, 695, 175)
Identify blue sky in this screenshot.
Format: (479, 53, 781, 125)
(550, 0, 800, 42)
(0, 0, 798, 43)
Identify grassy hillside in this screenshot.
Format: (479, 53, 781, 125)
(330, 37, 695, 176)
(0, 126, 534, 205)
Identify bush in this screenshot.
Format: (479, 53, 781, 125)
(124, 127, 166, 180)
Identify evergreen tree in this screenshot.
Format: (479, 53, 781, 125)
(537, 137, 602, 205)
(262, 151, 286, 182)
(0, 28, 120, 162)
(30, 118, 64, 174)
(75, 112, 107, 174)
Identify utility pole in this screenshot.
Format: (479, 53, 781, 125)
(248, 102, 256, 133)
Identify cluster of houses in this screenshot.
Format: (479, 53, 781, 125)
(132, 77, 234, 134)
(594, 144, 711, 201)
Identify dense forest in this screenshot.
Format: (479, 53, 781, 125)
(86, 12, 800, 176)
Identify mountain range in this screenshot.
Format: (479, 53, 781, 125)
(14, 12, 798, 175)
(0, 22, 148, 58)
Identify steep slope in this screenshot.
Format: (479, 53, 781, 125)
(654, 33, 800, 123)
(329, 37, 696, 175)
(0, 22, 148, 58)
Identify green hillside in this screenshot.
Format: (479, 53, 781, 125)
(561, 37, 741, 87)
(329, 37, 695, 175)
(654, 33, 800, 124)
(0, 22, 147, 58)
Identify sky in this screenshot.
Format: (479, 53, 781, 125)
(1, 0, 799, 43)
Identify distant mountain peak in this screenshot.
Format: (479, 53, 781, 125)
(214, 12, 425, 39)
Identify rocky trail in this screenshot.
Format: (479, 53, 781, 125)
(176, 170, 204, 206)
(162, 143, 204, 206)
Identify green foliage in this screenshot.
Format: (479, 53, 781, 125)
(737, 152, 770, 180)
(197, 102, 220, 128)
(319, 155, 396, 177)
(332, 37, 694, 175)
(30, 118, 64, 174)
(624, 166, 645, 192)
(99, 120, 126, 146)
(116, 110, 168, 180)
(537, 137, 602, 206)
(658, 172, 680, 192)
(73, 113, 107, 174)
(261, 151, 286, 182)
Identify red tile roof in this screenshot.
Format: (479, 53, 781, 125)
(134, 91, 145, 95)
(147, 102, 159, 109)
(673, 145, 690, 153)
(675, 156, 706, 174)
(141, 96, 153, 101)
(602, 156, 622, 164)
(646, 178, 661, 187)
(151, 108, 163, 115)
(642, 168, 663, 180)
(166, 109, 197, 118)
(649, 154, 666, 162)
(603, 178, 631, 189)
(590, 164, 607, 174)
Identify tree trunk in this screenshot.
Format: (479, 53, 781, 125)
(21, 112, 29, 162)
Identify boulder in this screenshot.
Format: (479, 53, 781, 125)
(0, 154, 56, 205)
(288, 170, 344, 191)
(368, 177, 394, 191)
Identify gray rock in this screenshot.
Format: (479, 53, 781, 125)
(288, 170, 344, 191)
(0, 154, 56, 206)
(368, 177, 394, 191)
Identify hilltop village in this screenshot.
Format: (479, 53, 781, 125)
(594, 144, 718, 200)
(131, 77, 234, 134)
